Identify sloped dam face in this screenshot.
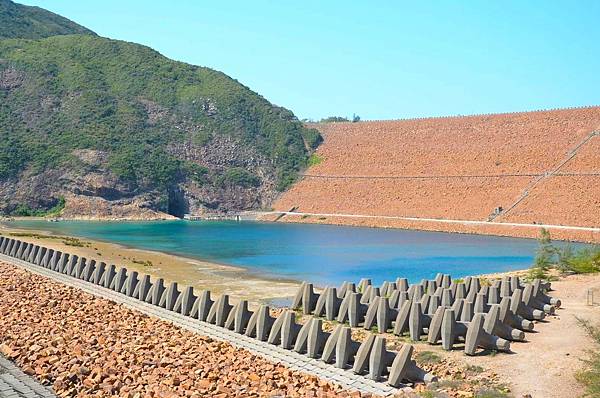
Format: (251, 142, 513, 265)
(2, 219, 570, 286)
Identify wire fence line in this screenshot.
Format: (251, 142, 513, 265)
(299, 172, 600, 180)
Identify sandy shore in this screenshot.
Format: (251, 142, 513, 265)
(0, 224, 301, 306)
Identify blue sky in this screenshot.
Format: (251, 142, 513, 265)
(19, 1, 600, 120)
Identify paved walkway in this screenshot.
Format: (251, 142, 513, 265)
(0, 254, 402, 397)
(0, 356, 56, 398)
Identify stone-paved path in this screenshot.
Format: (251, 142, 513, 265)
(0, 356, 56, 398)
(0, 253, 402, 397)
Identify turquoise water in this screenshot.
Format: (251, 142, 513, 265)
(5, 220, 543, 286)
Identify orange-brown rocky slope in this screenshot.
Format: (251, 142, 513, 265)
(272, 107, 600, 242)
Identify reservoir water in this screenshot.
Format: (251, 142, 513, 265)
(3, 220, 547, 286)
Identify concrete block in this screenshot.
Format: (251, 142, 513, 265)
(9, 239, 20, 257)
(460, 299, 474, 322)
(441, 274, 451, 289)
(190, 290, 213, 321)
(145, 277, 165, 305)
(314, 287, 342, 321)
(41, 248, 53, 268)
(81, 259, 96, 282)
(122, 270, 139, 297)
(34, 246, 46, 265)
(393, 299, 412, 336)
(338, 281, 356, 299)
(358, 278, 372, 293)
(363, 296, 380, 331)
(65, 255, 78, 275)
(321, 323, 343, 363)
(409, 301, 427, 341)
(510, 289, 545, 321)
(91, 262, 106, 285)
(464, 313, 511, 355)
(74, 257, 87, 279)
(225, 299, 252, 333)
(102, 264, 117, 289)
(426, 279, 437, 295)
(427, 294, 440, 315)
(293, 318, 327, 358)
(291, 281, 306, 309)
(173, 286, 196, 316)
(352, 333, 376, 375)
(268, 310, 301, 349)
(440, 309, 461, 350)
(27, 245, 39, 263)
(441, 288, 453, 307)
(426, 306, 446, 344)
(484, 304, 524, 341)
(388, 345, 437, 386)
(368, 336, 395, 381)
(159, 281, 180, 310)
(337, 292, 365, 327)
(58, 253, 70, 274)
(474, 292, 488, 314)
(434, 273, 444, 287)
(487, 285, 500, 305)
(17, 241, 28, 259)
(396, 278, 409, 292)
(207, 294, 233, 327)
(245, 304, 273, 340)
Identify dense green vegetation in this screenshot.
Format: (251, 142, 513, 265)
(576, 318, 600, 397)
(11, 197, 65, 217)
(0, 0, 94, 39)
(307, 153, 323, 167)
(528, 229, 600, 280)
(320, 116, 349, 122)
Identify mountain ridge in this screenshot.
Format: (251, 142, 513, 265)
(0, 1, 321, 218)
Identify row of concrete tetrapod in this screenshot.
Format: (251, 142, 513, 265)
(0, 237, 437, 388)
(292, 272, 561, 356)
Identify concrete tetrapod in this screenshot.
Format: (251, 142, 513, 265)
(291, 282, 319, 315)
(353, 335, 437, 385)
(320, 325, 360, 369)
(190, 290, 213, 321)
(337, 292, 367, 327)
(314, 286, 342, 321)
(159, 281, 181, 311)
(388, 345, 438, 387)
(523, 283, 556, 314)
(225, 299, 253, 333)
(245, 304, 274, 341)
(532, 279, 561, 308)
(483, 304, 525, 341)
(294, 318, 328, 358)
(364, 296, 397, 333)
(268, 310, 301, 349)
(499, 297, 534, 332)
(510, 289, 545, 321)
(393, 299, 413, 336)
(206, 294, 233, 327)
(173, 286, 196, 316)
(464, 313, 511, 355)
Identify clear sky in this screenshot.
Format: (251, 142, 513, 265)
(18, 0, 600, 120)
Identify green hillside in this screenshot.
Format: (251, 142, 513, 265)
(0, 1, 321, 217)
(0, 0, 95, 39)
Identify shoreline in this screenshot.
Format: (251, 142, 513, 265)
(0, 223, 302, 305)
(8, 211, 598, 244)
